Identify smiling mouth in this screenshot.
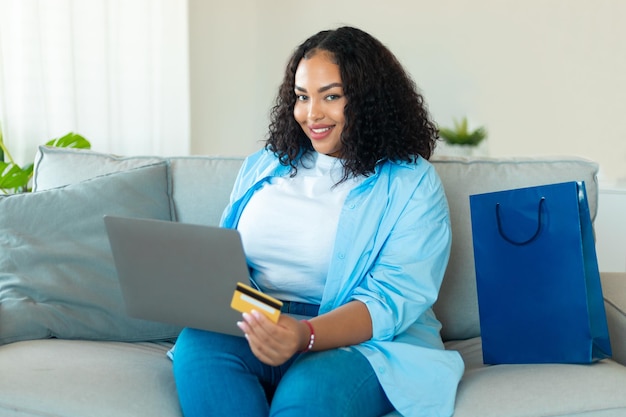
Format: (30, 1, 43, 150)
(311, 126, 332, 134)
(308, 125, 334, 140)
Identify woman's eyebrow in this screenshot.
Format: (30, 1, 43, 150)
(294, 83, 343, 93)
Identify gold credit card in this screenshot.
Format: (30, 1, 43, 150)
(230, 282, 283, 323)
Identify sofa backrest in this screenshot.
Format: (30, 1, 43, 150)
(33, 147, 599, 342)
(430, 156, 599, 341)
(168, 157, 244, 225)
(168, 154, 599, 342)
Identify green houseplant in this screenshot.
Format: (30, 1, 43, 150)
(439, 117, 487, 147)
(0, 131, 91, 194)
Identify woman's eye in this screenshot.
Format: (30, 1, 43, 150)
(296, 94, 308, 101)
(325, 94, 341, 101)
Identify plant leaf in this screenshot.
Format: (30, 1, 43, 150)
(0, 162, 31, 191)
(439, 117, 487, 146)
(455, 117, 468, 135)
(45, 132, 91, 149)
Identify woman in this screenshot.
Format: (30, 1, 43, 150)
(172, 26, 464, 417)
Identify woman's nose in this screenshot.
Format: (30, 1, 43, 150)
(308, 101, 323, 121)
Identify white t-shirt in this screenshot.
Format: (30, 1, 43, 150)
(236, 152, 362, 304)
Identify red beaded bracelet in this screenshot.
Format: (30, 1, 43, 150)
(301, 319, 315, 352)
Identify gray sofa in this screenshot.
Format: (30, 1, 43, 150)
(1, 146, 625, 417)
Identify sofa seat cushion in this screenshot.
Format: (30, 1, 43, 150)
(0, 339, 182, 417)
(446, 338, 626, 417)
(3, 338, 623, 417)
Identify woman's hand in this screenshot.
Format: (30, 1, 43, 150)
(237, 301, 372, 366)
(237, 310, 309, 366)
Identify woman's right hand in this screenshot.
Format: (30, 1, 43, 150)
(237, 310, 310, 366)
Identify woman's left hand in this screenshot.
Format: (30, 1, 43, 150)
(237, 310, 308, 366)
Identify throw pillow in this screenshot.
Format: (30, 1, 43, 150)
(32, 146, 164, 191)
(0, 162, 182, 345)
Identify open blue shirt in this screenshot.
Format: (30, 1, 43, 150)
(221, 148, 464, 417)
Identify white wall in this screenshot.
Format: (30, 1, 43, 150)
(188, 0, 626, 183)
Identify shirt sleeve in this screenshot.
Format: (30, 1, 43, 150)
(350, 166, 452, 341)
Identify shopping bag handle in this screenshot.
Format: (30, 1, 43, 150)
(496, 197, 545, 246)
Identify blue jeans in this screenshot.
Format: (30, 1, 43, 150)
(172, 327, 394, 417)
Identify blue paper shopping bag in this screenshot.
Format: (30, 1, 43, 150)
(469, 181, 612, 364)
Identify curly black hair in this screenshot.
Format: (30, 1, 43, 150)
(266, 26, 438, 182)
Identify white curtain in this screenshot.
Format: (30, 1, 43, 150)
(0, 0, 190, 166)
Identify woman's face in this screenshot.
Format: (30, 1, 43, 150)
(293, 52, 346, 158)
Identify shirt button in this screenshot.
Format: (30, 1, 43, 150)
(378, 366, 386, 374)
(338, 253, 345, 259)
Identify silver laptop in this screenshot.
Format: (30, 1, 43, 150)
(103, 215, 248, 336)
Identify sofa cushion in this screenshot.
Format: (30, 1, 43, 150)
(431, 156, 600, 341)
(602, 272, 626, 366)
(32, 146, 245, 226)
(30, 149, 603, 344)
(445, 338, 626, 417)
(0, 339, 182, 417)
(0, 163, 181, 345)
(32, 146, 164, 192)
(168, 157, 243, 225)
(3, 339, 624, 417)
